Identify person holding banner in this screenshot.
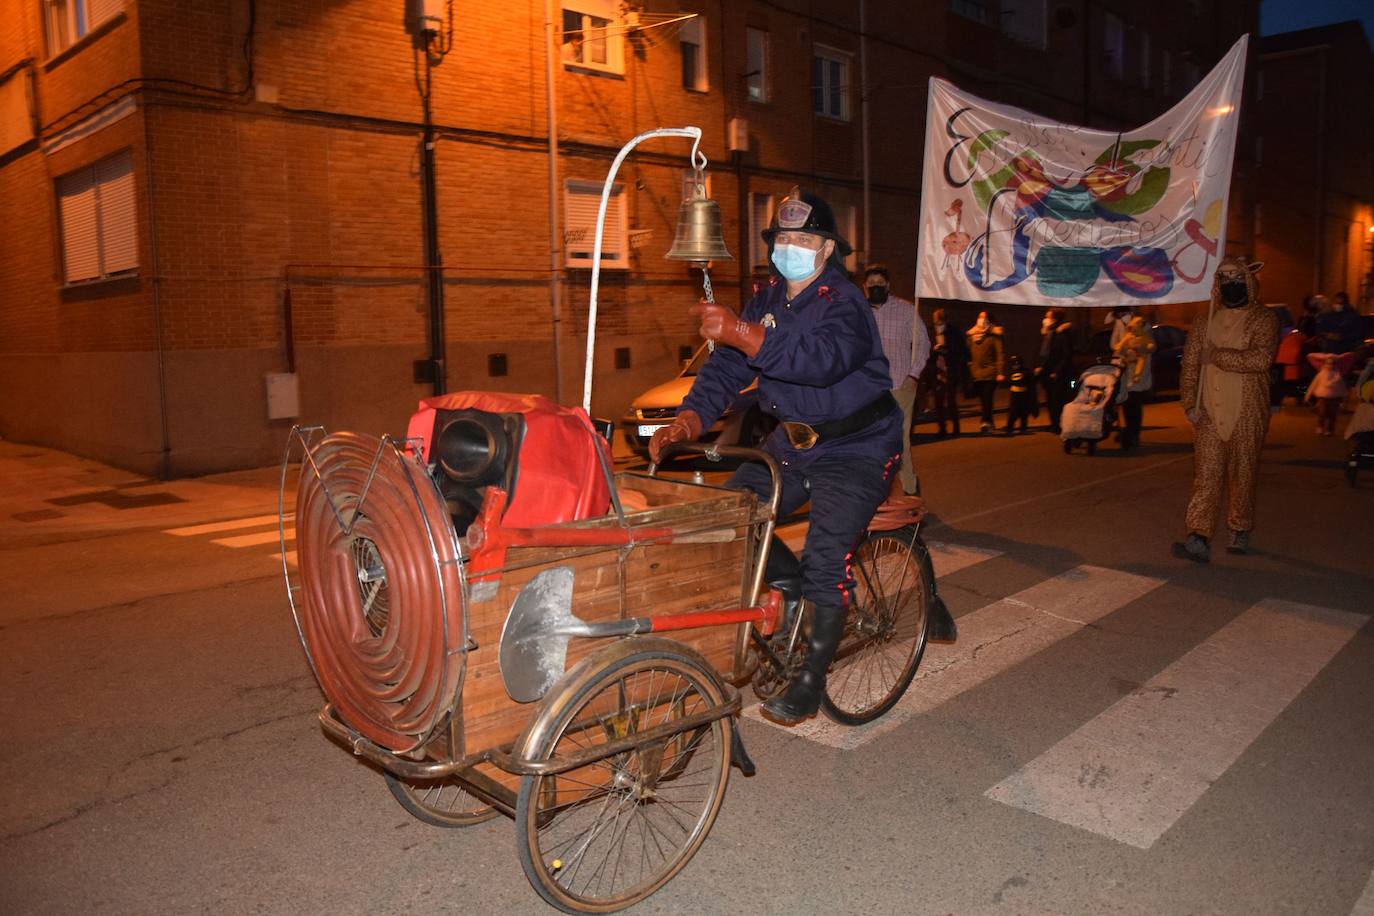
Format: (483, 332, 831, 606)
(650, 188, 902, 726)
(1173, 258, 1280, 562)
(1037, 309, 1075, 434)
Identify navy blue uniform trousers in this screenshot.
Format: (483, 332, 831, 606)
(728, 451, 897, 611)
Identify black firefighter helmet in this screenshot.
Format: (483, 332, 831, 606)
(761, 187, 853, 267)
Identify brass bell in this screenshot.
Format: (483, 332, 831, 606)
(666, 174, 732, 263)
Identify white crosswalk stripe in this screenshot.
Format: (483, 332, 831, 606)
(985, 598, 1364, 849)
(211, 529, 291, 549)
(164, 514, 295, 564)
(746, 564, 1165, 749)
(166, 514, 286, 536)
(1351, 869, 1374, 916)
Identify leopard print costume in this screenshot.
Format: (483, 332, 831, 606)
(1179, 258, 1280, 538)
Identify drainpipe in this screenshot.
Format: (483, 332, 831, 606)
(1312, 47, 1327, 295)
(142, 106, 173, 479)
(545, 0, 564, 403)
(421, 57, 447, 395)
(859, 0, 871, 268)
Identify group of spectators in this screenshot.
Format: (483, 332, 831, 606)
(860, 263, 1152, 449)
(1272, 291, 1370, 435)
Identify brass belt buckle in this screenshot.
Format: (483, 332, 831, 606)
(782, 421, 819, 450)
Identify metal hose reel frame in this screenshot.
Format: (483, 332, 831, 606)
(281, 426, 471, 754)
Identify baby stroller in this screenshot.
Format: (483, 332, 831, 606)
(1346, 398, 1374, 487)
(1061, 362, 1124, 455)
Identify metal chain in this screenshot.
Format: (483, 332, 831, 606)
(702, 266, 716, 352)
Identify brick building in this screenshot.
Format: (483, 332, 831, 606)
(1251, 21, 1374, 316)
(1, 0, 1256, 476)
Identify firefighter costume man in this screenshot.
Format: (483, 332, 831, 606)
(650, 189, 902, 725)
(1173, 257, 1280, 562)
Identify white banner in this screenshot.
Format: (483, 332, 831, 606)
(916, 35, 1247, 306)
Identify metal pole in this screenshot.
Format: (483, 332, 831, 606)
(544, 0, 564, 403)
(421, 58, 447, 396)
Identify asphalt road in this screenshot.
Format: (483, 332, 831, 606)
(2, 398, 1372, 915)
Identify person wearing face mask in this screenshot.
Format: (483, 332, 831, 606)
(920, 307, 968, 437)
(863, 264, 929, 496)
(650, 188, 902, 726)
(1036, 308, 1074, 433)
(1317, 291, 1363, 355)
(1172, 258, 1280, 563)
(965, 310, 1005, 432)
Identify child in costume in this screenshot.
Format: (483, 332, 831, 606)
(1305, 352, 1353, 436)
(1003, 355, 1035, 435)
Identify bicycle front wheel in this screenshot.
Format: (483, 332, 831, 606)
(821, 529, 931, 725)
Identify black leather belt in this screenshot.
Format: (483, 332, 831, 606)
(780, 391, 897, 450)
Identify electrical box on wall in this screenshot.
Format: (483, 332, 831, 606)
(727, 117, 749, 152)
(411, 0, 445, 33)
(265, 372, 300, 420)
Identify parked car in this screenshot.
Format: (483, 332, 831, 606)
(620, 344, 776, 457)
(1071, 324, 1186, 393)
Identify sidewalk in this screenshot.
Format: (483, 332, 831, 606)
(0, 439, 282, 545)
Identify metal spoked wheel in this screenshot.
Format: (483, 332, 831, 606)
(515, 642, 732, 913)
(821, 529, 931, 726)
(383, 770, 499, 827)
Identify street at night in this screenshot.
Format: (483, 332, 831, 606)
(4, 400, 1371, 915)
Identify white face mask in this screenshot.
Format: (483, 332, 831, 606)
(935, 323, 946, 334)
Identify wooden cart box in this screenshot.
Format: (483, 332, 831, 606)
(454, 474, 763, 771)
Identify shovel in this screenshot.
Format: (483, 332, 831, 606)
(499, 566, 780, 703)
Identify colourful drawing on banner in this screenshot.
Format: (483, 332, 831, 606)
(918, 37, 1246, 307)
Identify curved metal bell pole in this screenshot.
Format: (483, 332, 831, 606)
(583, 127, 704, 415)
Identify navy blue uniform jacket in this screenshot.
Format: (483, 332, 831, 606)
(679, 264, 902, 463)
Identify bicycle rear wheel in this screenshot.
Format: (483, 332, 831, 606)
(821, 528, 931, 725)
(515, 641, 732, 913)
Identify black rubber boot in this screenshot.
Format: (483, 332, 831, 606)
(760, 603, 845, 726)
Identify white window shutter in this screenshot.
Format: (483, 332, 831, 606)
(564, 182, 626, 267)
(57, 166, 100, 282)
(96, 149, 137, 273)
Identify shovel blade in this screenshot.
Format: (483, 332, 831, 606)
(499, 566, 577, 703)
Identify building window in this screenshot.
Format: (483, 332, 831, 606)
(1000, 0, 1047, 49)
(749, 192, 775, 269)
(564, 180, 628, 269)
(746, 28, 769, 102)
(948, 0, 990, 25)
(679, 15, 707, 92)
(44, 0, 122, 56)
(562, 1, 623, 74)
(812, 45, 849, 120)
(55, 149, 137, 284)
(1102, 12, 1125, 80)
